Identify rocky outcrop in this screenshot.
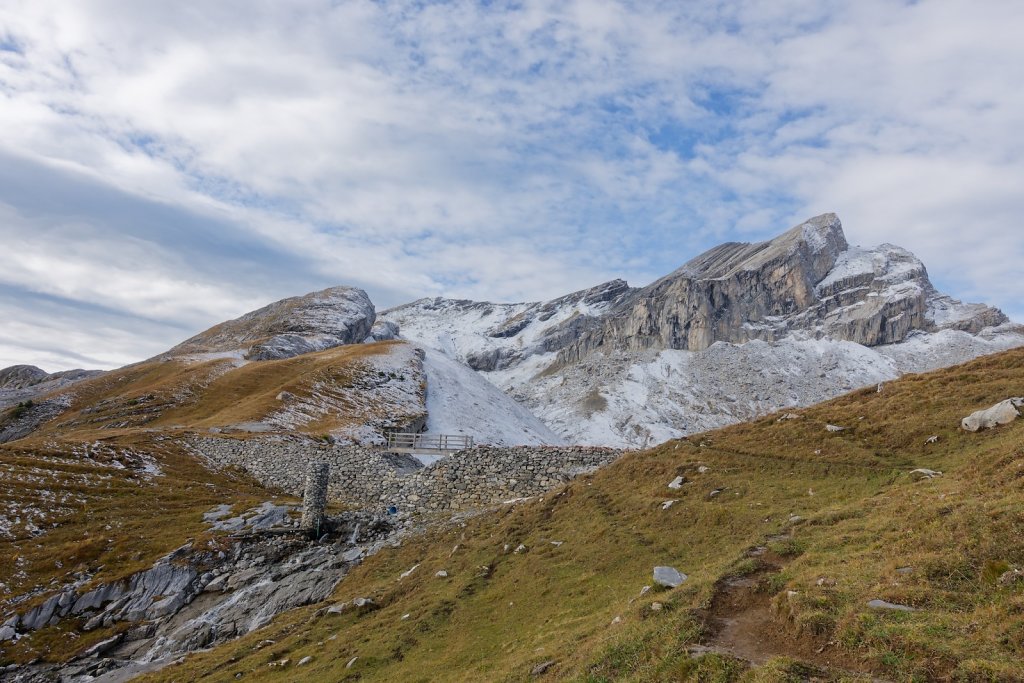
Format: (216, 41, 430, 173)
(165, 286, 376, 361)
(3, 507, 393, 681)
(0, 365, 49, 390)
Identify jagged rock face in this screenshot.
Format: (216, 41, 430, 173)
(384, 213, 1021, 448)
(166, 286, 376, 361)
(551, 214, 1006, 365)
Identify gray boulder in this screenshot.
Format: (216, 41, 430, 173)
(653, 566, 687, 588)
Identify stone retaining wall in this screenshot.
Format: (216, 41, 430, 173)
(190, 437, 621, 513)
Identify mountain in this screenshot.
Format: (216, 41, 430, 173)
(163, 285, 377, 361)
(383, 214, 1024, 447)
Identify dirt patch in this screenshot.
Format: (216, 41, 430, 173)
(695, 544, 880, 680)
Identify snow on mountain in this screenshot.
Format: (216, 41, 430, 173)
(383, 215, 1024, 448)
(418, 346, 565, 447)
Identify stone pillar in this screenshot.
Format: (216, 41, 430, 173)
(301, 461, 329, 536)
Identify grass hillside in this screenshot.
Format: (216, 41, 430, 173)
(139, 347, 1024, 682)
(6, 340, 425, 441)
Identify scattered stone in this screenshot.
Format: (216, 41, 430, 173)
(550, 540, 564, 547)
(352, 597, 376, 609)
(925, 435, 939, 444)
(661, 500, 677, 510)
(697, 465, 710, 474)
(611, 616, 622, 625)
(708, 488, 723, 499)
(825, 424, 846, 432)
(998, 569, 1024, 586)
(0, 626, 16, 642)
(653, 566, 687, 588)
(531, 660, 556, 676)
(777, 413, 801, 421)
(513, 544, 528, 554)
(342, 547, 363, 562)
(435, 570, 448, 578)
(816, 577, 836, 587)
(269, 658, 290, 668)
(867, 599, 917, 612)
(401, 614, 410, 620)
(399, 564, 420, 579)
(667, 476, 685, 489)
(910, 468, 942, 481)
(789, 514, 804, 524)
(962, 399, 1022, 432)
(639, 585, 651, 597)
(896, 566, 914, 575)
(346, 657, 358, 669)
(276, 391, 295, 401)
(650, 602, 663, 611)
(298, 656, 313, 666)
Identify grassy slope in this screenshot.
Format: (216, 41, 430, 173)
(0, 341, 421, 665)
(16, 340, 421, 440)
(0, 434, 275, 665)
(141, 347, 1024, 682)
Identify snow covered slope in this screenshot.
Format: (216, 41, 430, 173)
(383, 215, 1024, 448)
(418, 346, 564, 446)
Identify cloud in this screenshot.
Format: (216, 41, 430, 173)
(0, 0, 1021, 370)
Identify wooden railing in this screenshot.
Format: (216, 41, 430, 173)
(386, 433, 474, 453)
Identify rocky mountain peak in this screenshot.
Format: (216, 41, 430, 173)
(165, 286, 376, 361)
(0, 364, 50, 391)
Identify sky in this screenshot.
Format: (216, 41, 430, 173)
(1, 0, 1022, 371)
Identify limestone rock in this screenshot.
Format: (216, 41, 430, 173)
(653, 566, 687, 588)
(961, 399, 1021, 432)
(909, 468, 942, 480)
(165, 286, 375, 361)
(867, 599, 917, 611)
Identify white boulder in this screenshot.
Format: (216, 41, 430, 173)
(961, 398, 1022, 432)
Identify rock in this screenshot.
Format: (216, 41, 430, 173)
(0, 625, 15, 642)
(667, 476, 685, 489)
(653, 566, 687, 588)
(777, 413, 801, 421)
(276, 391, 295, 401)
(896, 566, 914, 575)
(346, 656, 358, 669)
(708, 488, 723, 499)
(910, 468, 942, 480)
(962, 399, 1021, 432)
(513, 544, 528, 554)
(867, 599, 917, 612)
(611, 616, 622, 625)
(998, 569, 1024, 586)
(639, 585, 651, 597)
(399, 564, 419, 579)
(81, 633, 124, 658)
(165, 286, 376, 361)
(435, 570, 448, 578)
(342, 547, 363, 562)
(352, 597, 377, 609)
(816, 577, 837, 587)
(925, 435, 939, 444)
(697, 465, 710, 474)
(531, 660, 556, 676)
(650, 602, 663, 611)
(298, 656, 313, 666)
(370, 320, 400, 341)
(825, 424, 846, 432)
(661, 500, 677, 510)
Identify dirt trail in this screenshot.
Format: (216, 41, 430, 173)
(693, 539, 882, 680)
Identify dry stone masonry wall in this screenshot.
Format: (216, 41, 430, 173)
(191, 437, 621, 513)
